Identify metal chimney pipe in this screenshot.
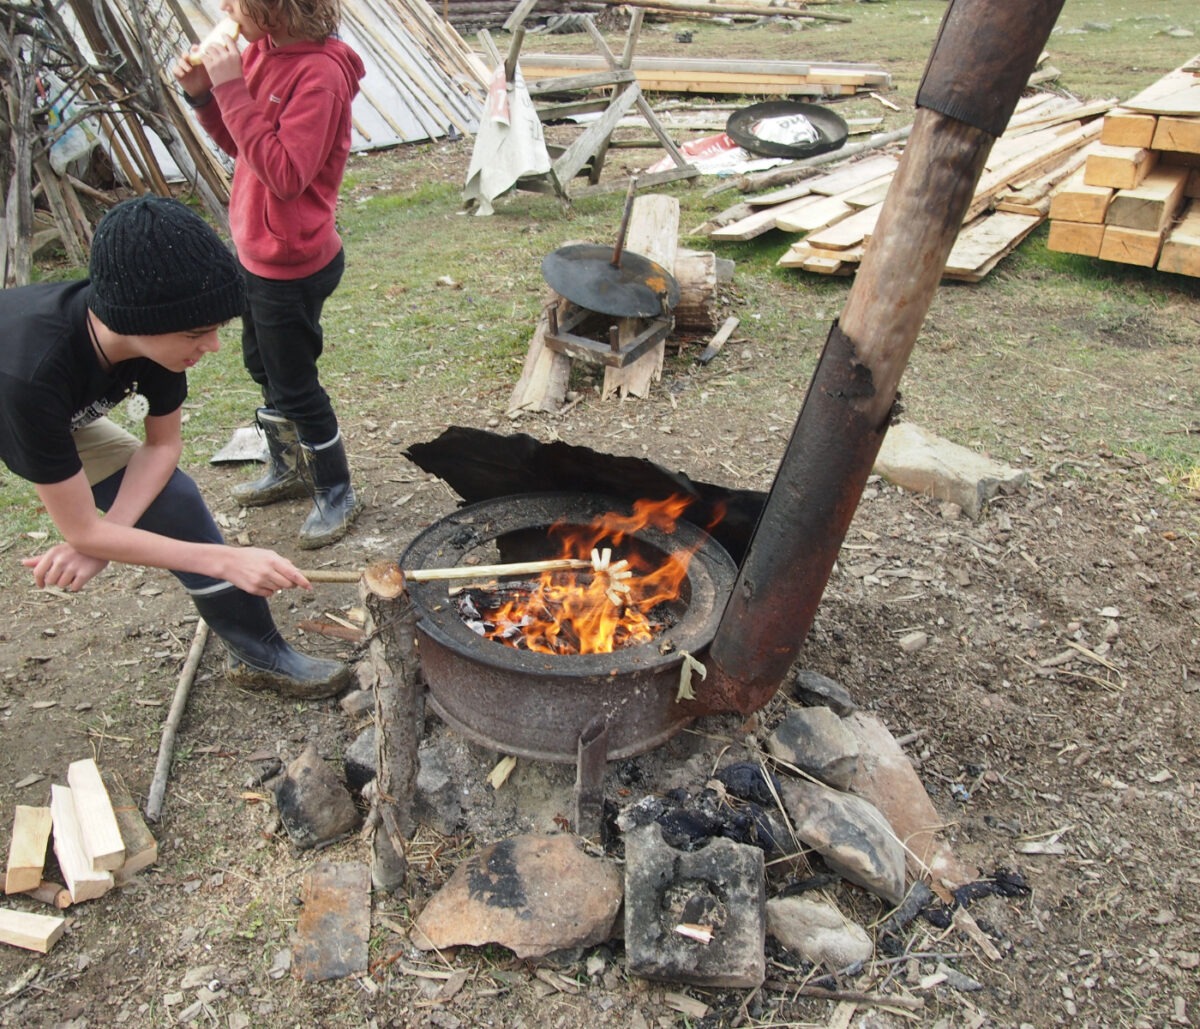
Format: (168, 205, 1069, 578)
(700, 0, 1068, 716)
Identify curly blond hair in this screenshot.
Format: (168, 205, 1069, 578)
(241, 0, 341, 41)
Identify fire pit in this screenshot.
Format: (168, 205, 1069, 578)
(401, 493, 737, 763)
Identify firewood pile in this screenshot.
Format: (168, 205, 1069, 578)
(698, 90, 1116, 283)
(1, 759, 157, 954)
(0, 0, 232, 287)
(1046, 55, 1200, 278)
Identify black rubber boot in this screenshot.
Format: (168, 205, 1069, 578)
(297, 433, 362, 550)
(192, 588, 351, 700)
(231, 408, 309, 507)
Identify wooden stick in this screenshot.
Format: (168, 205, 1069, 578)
(302, 557, 595, 585)
(144, 619, 209, 822)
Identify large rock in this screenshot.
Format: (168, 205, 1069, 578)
(780, 778, 906, 905)
(413, 834, 621, 959)
(841, 712, 978, 893)
(274, 743, 359, 850)
(766, 706, 859, 790)
(766, 895, 874, 970)
(624, 821, 765, 988)
(874, 422, 1028, 519)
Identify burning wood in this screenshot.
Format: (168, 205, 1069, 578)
(447, 496, 712, 656)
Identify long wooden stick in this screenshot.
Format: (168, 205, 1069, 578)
(144, 619, 209, 822)
(302, 557, 594, 585)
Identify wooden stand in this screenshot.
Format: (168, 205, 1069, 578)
(480, 6, 697, 202)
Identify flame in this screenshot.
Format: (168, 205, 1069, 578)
(464, 495, 723, 655)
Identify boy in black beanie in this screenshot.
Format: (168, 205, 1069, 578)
(0, 194, 349, 699)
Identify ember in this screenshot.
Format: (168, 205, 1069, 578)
(454, 495, 720, 656)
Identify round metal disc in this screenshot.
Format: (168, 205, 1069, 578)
(725, 100, 849, 160)
(542, 244, 680, 318)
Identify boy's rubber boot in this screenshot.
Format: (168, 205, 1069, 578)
(297, 433, 363, 550)
(192, 587, 350, 700)
(231, 408, 309, 507)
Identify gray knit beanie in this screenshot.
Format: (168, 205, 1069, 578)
(88, 195, 244, 335)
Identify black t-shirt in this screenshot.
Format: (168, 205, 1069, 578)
(0, 280, 187, 484)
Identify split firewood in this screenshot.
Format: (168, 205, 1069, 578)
(66, 759, 125, 872)
(0, 908, 67, 954)
(5, 805, 52, 894)
(49, 785, 113, 903)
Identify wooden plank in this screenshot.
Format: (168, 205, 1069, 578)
(603, 193, 679, 399)
(696, 315, 740, 365)
(1047, 219, 1105, 257)
(709, 193, 828, 241)
(1099, 224, 1163, 268)
(5, 806, 52, 894)
(805, 202, 882, 250)
(0, 908, 67, 954)
(1151, 115, 1200, 155)
(805, 153, 899, 196)
(1005, 97, 1115, 137)
(774, 194, 853, 234)
(1084, 143, 1158, 190)
(507, 299, 572, 415)
(840, 175, 893, 209)
(943, 211, 1042, 281)
(1158, 199, 1200, 278)
(1122, 57, 1200, 116)
(777, 240, 856, 274)
(101, 771, 158, 884)
(1104, 167, 1188, 233)
(66, 759, 125, 872)
(1049, 168, 1114, 223)
(966, 120, 1101, 222)
(49, 785, 113, 903)
(1100, 107, 1158, 148)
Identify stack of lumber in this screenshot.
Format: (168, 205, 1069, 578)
(1046, 56, 1200, 277)
(1, 759, 157, 954)
(518, 53, 891, 98)
(700, 92, 1112, 282)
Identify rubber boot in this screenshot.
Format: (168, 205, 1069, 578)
(192, 588, 351, 700)
(297, 432, 362, 550)
(231, 408, 309, 507)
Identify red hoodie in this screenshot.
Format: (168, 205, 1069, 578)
(197, 36, 365, 280)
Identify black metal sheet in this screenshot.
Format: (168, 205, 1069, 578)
(542, 244, 680, 318)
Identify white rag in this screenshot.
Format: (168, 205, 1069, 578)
(462, 64, 552, 216)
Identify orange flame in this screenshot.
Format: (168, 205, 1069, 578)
(470, 495, 723, 655)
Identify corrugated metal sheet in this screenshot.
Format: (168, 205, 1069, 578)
(183, 0, 489, 148)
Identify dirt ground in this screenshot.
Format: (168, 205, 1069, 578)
(3, 26, 1200, 1029)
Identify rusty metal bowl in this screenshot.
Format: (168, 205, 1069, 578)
(401, 493, 737, 762)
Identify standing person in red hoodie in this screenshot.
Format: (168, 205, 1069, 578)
(174, 0, 365, 549)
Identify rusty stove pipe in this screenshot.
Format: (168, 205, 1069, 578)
(700, 0, 1068, 716)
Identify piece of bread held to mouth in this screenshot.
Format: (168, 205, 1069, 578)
(188, 17, 240, 65)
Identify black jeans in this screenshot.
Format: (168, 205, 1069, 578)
(91, 467, 226, 595)
(240, 249, 344, 444)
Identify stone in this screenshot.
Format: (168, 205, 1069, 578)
(766, 895, 874, 970)
(874, 422, 1029, 519)
(840, 712, 978, 892)
(766, 706, 859, 790)
(779, 778, 906, 905)
(624, 822, 765, 988)
(342, 725, 376, 793)
(414, 740, 465, 835)
(792, 669, 856, 716)
(413, 834, 621, 959)
(273, 743, 359, 850)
